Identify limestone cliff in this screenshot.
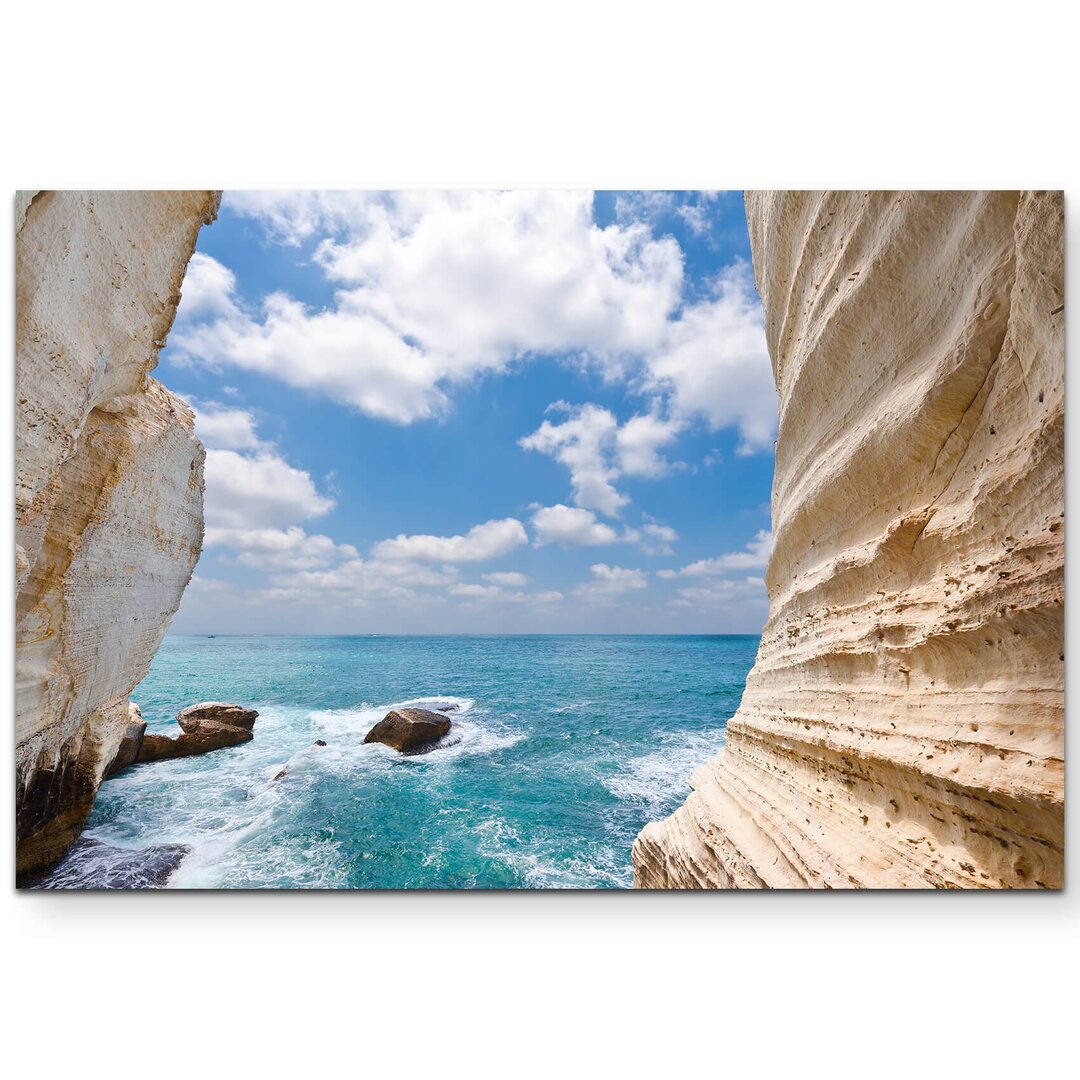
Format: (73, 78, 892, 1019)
(15, 191, 219, 877)
(633, 191, 1064, 889)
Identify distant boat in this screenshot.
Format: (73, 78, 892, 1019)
(207, 634, 216, 639)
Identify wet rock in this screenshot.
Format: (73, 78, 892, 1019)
(364, 708, 451, 753)
(136, 720, 253, 763)
(105, 703, 148, 778)
(177, 701, 258, 732)
(30, 837, 191, 889)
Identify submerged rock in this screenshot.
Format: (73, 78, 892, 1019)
(364, 708, 451, 754)
(272, 739, 328, 781)
(105, 703, 148, 778)
(31, 837, 191, 889)
(177, 701, 258, 731)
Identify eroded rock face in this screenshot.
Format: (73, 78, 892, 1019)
(633, 191, 1064, 889)
(15, 190, 219, 877)
(364, 708, 452, 753)
(105, 702, 148, 778)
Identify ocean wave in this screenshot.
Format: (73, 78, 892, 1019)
(308, 695, 523, 764)
(473, 816, 629, 889)
(604, 728, 728, 817)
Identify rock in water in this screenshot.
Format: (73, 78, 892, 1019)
(177, 701, 259, 732)
(136, 720, 253, 763)
(633, 191, 1064, 890)
(31, 838, 192, 890)
(364, 708, 452, 753)
(15, 190, 220, 877)
(105, 702, 148, 778)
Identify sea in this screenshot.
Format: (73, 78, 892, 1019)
(39, 634, 758, 889)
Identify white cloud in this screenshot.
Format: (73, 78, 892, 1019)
(372, 518, 528, 563)
(671, 575, 768, 609)
(224, 191, 378, 245)
(676, 203, 709, 236)
(615, 412, 684, 478)
(640, 517, 679, 557)
(178, 252, 241, 320)
(530, 504, 620, 548)
(177, 195, 776, 461)
(188, 399, 264, 451)
(520, 404, 626, 516)
(520, 403, 682, 516)
(659, 529, 772, 578)
(448, 583, 562, 606)
(277, 557, 461, 607)
(177, 191, 684, 425)
(574, 563, 648, 603)
(205, 526, 357, 571)
(204, 448, 335, 530)
(482, 571, 528, 586)
(644, 262, 775, 453)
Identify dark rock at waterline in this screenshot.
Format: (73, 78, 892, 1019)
(30, 838, 192, 889)
(364, 708, 451, 753)
(136, 719, 253, 763)
(105, 703, 148, 778)
(177, 701, 259, 732)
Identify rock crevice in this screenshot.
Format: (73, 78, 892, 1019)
(633, 190, 1064, 889)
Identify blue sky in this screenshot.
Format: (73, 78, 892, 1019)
(159, 191, 775, 634)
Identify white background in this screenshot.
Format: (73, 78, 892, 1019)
(3, 3, 1076, 1076)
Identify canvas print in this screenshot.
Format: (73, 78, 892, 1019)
(14, 190, 1064, 890)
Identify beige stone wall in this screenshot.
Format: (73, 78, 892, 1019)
(15, 191, 218, 876)
(633, 191, 1064, 889)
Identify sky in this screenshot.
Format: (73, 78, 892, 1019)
(159, 191, 776, 635)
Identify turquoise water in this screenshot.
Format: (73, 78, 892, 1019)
(68, 635, 757, 888)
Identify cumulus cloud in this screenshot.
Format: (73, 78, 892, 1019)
(671, 575, 768, 609)
(573, 563, 648, 603)
(174, 191, 684, 425)
(530, 504, 620, 548)
(204, 448, 335, 531)
(188, 399, 264, 451)
(482, 571, 528, 587)
(372, 518, 528, 563)
(520, 404, 625, 516)
(205, 526, 357, 571)
(275, 557, 461, 607)
(520, 403, 682, 517)
(640, 517, 679, 557)
(644, 262, 775, 453)
(658, 529, 773, 578)
(448, 583, 562, 605)
(178, 193, 776, 456)
(178, 253, 241, 321)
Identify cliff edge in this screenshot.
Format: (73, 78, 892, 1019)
(15, 191, 218, 878)
(633, 191, 1064, 889)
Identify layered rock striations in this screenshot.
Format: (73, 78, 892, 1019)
(16, 191, 219, 878)
(634, 191, 1064, 889)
